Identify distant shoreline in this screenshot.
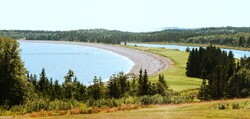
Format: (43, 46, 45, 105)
(18, 40, 173, 76)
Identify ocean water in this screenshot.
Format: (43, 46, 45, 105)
(19, 42, 134, 84)
(128, 43, 250, 59)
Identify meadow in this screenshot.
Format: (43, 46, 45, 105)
(124, 45, 202, 92)
(21, 98, 250, 119)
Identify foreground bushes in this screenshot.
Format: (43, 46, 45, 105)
(0, 90, 199, 116)
(214, 101, 250, 110)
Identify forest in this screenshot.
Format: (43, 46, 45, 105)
(1, 27, 250, 47)
(186, 45, 250, 100)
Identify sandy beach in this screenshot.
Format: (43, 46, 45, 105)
(19, 40, 173, 76)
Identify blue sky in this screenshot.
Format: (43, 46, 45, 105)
(1, 0, 250, 32)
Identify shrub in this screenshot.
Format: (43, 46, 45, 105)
(216, 102, 230, 110)
(232, 102, 241, 109)
(140, 94, 164, 105)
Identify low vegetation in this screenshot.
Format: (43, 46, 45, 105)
(13, 98, 250, 119)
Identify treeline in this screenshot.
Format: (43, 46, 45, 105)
(27, 69, 169, 102)
(1, 27, 250, 47)
(186, 45, 250, 100)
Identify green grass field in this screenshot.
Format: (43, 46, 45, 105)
(26, 98, 249, 119)
(124, 46, 202, 92)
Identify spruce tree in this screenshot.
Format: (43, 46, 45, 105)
(62, 69, 75, 99)
(38, 68, 50, 97)
(157, 74, 168, 96)
(142, 70, 149, 95)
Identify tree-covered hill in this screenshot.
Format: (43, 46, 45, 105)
(1, 27, 250, 47)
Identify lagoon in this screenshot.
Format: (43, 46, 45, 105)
(19, 42, 134, 84)
(128, 43, 250, 59)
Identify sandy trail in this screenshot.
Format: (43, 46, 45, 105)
(19, 40, 173, 76)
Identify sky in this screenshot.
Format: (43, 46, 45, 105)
(0, 0, 250, 32)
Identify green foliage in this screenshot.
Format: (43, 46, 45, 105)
(138, 69, 150, 96)
(2, 27, 250, 47)
(0, 37, 34, 107)
(186, 45, 235, 79)
(87, 76, 106, 100)
(228, 68, 250, 98)
(185, 45, 248, 100)
(214, 101, 250, 110)
(38, 68, 50, 98)
(107, 72, 129, 98)
(157, 74, 169, 96)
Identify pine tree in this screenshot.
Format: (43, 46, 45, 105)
(207, 66, 228, 99)
(227, 51, 235, 77)
(53, 80, 62, 99)
(87, 76, 105, 100)
(142, 70, 150, 95)
(38, 68, 50, 97)
(117, 72, 128, 96)
(62, 69, 75, 99)
(157, 74, 168, 96)
(198, 69, 208, 100)
(107, 74, 120, 98)
(138, 69, 144, 96)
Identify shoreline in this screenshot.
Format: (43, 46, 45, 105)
(18, 40, 173, 76)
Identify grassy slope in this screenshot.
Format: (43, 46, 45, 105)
(124, 46, 202, 91)
(31, 98, 250, 119)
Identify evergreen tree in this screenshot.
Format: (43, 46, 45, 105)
(157, 74, 168, 96)
(198, 69, 208, 100)
(129, 76, 138, 96)
(207, 66, 228, 99)
(62, 69, 75, 99)
(53, 80, 62, 99)
(141, 70, 150, 95)
(228, 68, 250, 98)
(0, 37, 32, 107)
(227, 51, 236, 78)
(38, 68, 50, 97)
(138, 69, 144, 96)
(87, 76, 105, 100)
(107, 75, 120, 98)
(117, 72, 129, 96)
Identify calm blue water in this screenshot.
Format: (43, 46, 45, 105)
(128, 43, 250, 59)
(19, 42, 134, 84)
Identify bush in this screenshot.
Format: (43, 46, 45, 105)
(232, 102, 241, 109)
(140, 94, 164, 105)
(214, 102, 230, 110)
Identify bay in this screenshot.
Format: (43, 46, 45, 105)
(19, 42, 134, 84)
